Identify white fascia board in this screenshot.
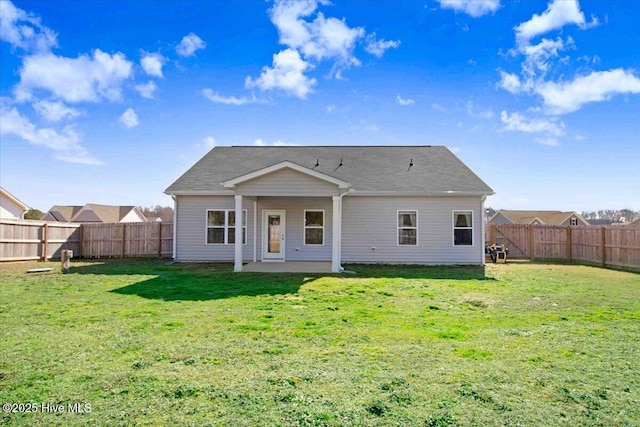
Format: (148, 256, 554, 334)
(221, 161, 350, 189)
(164, 190, 233, 196)
(347, 190, 494, 197)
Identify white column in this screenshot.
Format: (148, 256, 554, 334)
(332, 196, 342, 272)
(234, 195, 243, 272)
(172, 195, 178, 260)
(253, 199, 257, 262)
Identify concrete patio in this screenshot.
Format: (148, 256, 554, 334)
(242, 261, 334, 273)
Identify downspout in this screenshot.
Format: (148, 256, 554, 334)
(171, 194, 178, 260)
(481, 195, 486, 266)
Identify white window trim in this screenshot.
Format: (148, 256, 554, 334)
(570, 217, 578, 226)
(453, 210, 474, 247)
(303, 209, 325, 246)
(206, 209, 247, 245)
(397, 210, 418, 246)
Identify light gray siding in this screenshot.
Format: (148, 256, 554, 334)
(175, 196, 254, 262)
(257, 197, 333, 261)
(236, 168, 339, 197)
(176, 194, 484, 264)
(342, 196, 484, 264)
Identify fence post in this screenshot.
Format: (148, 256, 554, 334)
(78, 224, 84, 258)
(601, 227, 606, 267)
(122, 223, 127, 258)
(567, 226, 572, 264)
(41, 222, 48, 261)
(158, 222, 162, 258)
(528, 225, 535, 261)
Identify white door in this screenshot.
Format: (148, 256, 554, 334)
(263, 210, 286, 260)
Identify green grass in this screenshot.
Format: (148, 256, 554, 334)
(0, 260, 639, 426)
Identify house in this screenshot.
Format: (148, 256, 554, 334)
(489, 210, 589, 226)
(165, 146, 494, 272)
(0, 187, 29, 220)
(41, 204, 147, 223)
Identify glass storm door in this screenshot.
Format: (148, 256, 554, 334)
(263, 210, 285, 260)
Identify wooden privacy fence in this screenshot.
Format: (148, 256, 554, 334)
(0, 219, 173, 261)
(486, 224, 640, 272)
(81, 222, 173, 258)
(0, 219, 81, 261)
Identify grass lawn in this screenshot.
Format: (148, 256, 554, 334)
(0, 260, 639, 426)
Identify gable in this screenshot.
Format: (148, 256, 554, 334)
(234, 167, 341, 197)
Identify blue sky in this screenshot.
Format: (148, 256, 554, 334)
(1, 0, 639, 212)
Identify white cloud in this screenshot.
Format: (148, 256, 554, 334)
(0, 99, 101, 164)
(326, 104, 335, 113)
(176, 33, 206, 57)
(364, 33, 400, 58)
(15, 49, 133, 103)
(253, 138, 298, 147)
(270, 0, 364, 64)
(0, 0, 57, 52)
(500, 110, 565, 137)
(245, 49, 317, 99)
(203, 136, 216, 149)
(431, 103, 446, 112)
(535, 136, 560, 146)
(202, 88, 263, 105)
(396, 95, 415, 106)
(535, 69, 640, 114)
(466, 101, 494, 119)
(362, 121, 379, 132)
(140, 52, 165, 77)
(119, 108, 139, 129)
(437, 0, 500, 17)
(32, 100, 81, 122)
(515, 0, 597, 45)
(135, 81, 157, 99)
(497, 70, 525, 94)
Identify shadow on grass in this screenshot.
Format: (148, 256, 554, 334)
(68, 258, 493, 301)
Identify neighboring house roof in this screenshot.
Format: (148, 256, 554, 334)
(41, 204, 147, 223)
(491, 210, 589, 226)
(72, 204, 147, 223)
(165, 146, 494, 195)
(41, 205, 84, 222)
(0, 187, 30, 219)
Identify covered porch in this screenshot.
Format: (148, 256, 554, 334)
(223, 161, 351, 273)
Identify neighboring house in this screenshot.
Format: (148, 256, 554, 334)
(612, 218, 640, 228)
(41, 204, 147, 223)
(0, 187, 29, 220)
(165, 146, 494, 272)
(40, 205, 84, 222)
(489, 210, 589, 226)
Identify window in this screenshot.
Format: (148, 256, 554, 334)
(304, 210, 324, 245)
(398, 211, 417, 245)
(570, 217, 578, 226)
(206, 210, 246, 244)
(453, 211, 473, 246)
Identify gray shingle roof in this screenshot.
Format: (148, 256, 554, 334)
(165, 146, 493, 195)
